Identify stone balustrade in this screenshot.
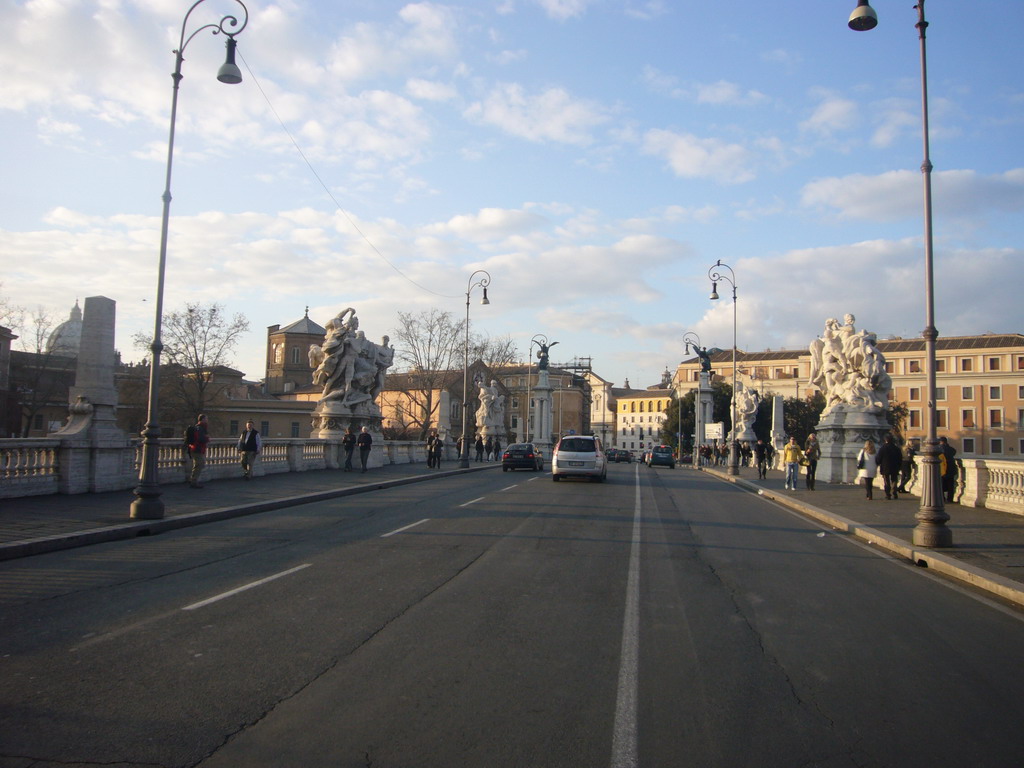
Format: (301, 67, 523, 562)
(0, 438, 437, 500)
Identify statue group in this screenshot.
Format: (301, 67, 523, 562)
(808, 313, 891, 415)
(308, 307, 394, 434)
(476, 379, 506, 435)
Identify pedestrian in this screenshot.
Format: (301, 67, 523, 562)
(898, 438, 916, 493)
(493, 438, 501, 460)
(236, 419, 261, 480)
(740, 442, 752, 467)
(782, 436, 804, 491)
(474, 435, 484, 462)
(753, 439, 769, 479)
(485, 436, 493, 461)
(939, 436, 958, 503)
(357, 426, 373, 473)
(856, 439, 878, 500)
(426, 432, 437, 469)
(428, 432, 444, 469)
(342, 427, 356, 471)
(185, 413, 210, 488)
(876, 433, 903, 500)
(803, 433, 821, 490)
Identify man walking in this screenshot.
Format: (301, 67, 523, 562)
(357, 426, 373, 473)
(342, 427, 356, 471)
(876, 433, 903, 500)
(939, 436, 958, 502)
(898, 439, 916, 493)
(186, 414, 210, 488)
(753, 439, 769, 479)
(237, 420, 261, 480)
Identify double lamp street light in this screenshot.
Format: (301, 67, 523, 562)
(131, 0, 249, 521)
(460, 271, 491, 468)
(708, 260, 740, 477)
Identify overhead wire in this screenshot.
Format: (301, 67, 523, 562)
(237, 50, 461, 300)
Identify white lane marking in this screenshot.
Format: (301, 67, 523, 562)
(381, 518, 431, 538)
(182, 564, 312, 611)
(501, 484, 518, 491)
(611, 462, 642, 768)
(459, 497, 485, 507)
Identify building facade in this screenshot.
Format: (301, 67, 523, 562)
(673, 334, 1024, 458)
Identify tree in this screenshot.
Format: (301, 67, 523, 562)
(659, 390, 696, 451)
(133, 302, 250, 424)
(782, 391, 827, 445)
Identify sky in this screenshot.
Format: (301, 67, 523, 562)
(2, 0, 1022, 391)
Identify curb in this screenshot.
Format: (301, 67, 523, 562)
(0, 463, 499, 562)
(703, 467, 1024, 609)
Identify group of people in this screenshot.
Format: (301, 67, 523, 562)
(854, 435, 958, 502)
(341, 426, 375, 472)
(458, 435, 502, 462)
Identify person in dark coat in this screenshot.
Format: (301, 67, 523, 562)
(342, 427, 356, 471)
(474, 436, 484, 462)
(939, 436, 958, 502)
(357, 426, 373, 473)
(876, 433, 903, 500)
(753, 439, 769, 479)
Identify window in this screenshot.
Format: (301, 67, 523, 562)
(631, 402, 636, 412)
(230, 420, 239, 434)
(989, 386, 1002, 400)
(935, 387, 946, 401)
(962, 386, 974, 400)
(639, 402, 645, 412)
(989, 409, 1002, 428)
(909, 387, 921, 401)
(885, 361, 894, 373)
(291, 422, 300, 438)
(988, 357, 1001, 371)
(291, 346, 300, 364)
(511, 416, 518, 429)
(935, 358, 946, 372)
(936, 409, 947, 428)
(909, 410, 922, 429)
(909, 360, 922, 373)
(962, 438, 975, 454)
(991, 438, 1004, 455)
(1020, 385, 1024, 399)
(1017, 355, 1024, 371)
(511, 397, 519, 409)
(960, 357, 972, 372)
(1018, 409, 1024, 428)
(622, 404, 628, 412)
(1020, 438, 1024, 455)
(261, 421, 270, 436)
(961, 409, 975, 429)
(451, 401, 461, 421)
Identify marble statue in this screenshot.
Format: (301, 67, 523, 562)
(732, 376, 760, 438)
(476, 379, 506, 432)
(308, 307, 394, 408)
(808, 313, 892, 415)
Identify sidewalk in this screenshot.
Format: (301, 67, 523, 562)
(0, 461, 500, 561)
(700, 463, 1024, 608)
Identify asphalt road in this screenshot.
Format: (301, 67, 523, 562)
(1, 463, 1022, 768)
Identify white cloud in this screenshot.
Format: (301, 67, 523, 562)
(533, 0, 595, 21)
(800, 90, 859, 138)
(406, 78, 458, 102)
(642, 129, 755, 185)
(464, 83, 608, 145)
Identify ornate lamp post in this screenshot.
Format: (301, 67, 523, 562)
(131, 0, 248, 520)
(527, 333, 548, 443)
(708, 260, 739, 476)
(848, 0, 950, 547)
(682, 331, 702, 467)
(460, 270, 491, 468)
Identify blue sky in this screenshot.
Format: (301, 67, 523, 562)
(2, 0, 1022, 390)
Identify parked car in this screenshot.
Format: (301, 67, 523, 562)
(551, 435, 607, 482)
(502, 442, 544, 472)
(647, 445, 676, 468)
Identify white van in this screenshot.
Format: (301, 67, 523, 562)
(551, 435, 607, 482)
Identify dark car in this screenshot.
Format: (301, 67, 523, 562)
(502, 442, 544, 472)
(648, 445, 676, 468)
(612, 449, 631, 463)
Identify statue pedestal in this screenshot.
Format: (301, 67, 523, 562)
(312, 400, 384, 468)
(696, 372, 713, 446)
(815, 406, 890, 484)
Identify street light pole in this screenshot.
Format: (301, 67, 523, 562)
(849, 0, 951, 547)
(461, 270, 491, 468)
(683, 331, 701, 467)
(131, 0, 248, 520)
(709, 260, 739, 476)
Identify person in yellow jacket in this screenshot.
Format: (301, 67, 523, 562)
(782, 436, 804, 491)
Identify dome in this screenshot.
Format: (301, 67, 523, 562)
(47, 301, 83, 356)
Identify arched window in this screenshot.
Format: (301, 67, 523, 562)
(291, 346, 300, 364)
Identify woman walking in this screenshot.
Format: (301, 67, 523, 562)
(856, 439, 879, 500)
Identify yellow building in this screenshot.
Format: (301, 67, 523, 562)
(613, 376, 674, 452)
(673, 334, 1024, 458)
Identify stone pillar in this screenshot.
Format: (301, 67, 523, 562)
(50, 296, 132, 493)
(770, 395, 786, 469)
(696, 372, 714, 446)
(532, 369, 554, 455)
(815, 406, 890, 484)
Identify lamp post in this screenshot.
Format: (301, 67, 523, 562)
(460, 270, 491, 468)
(708, 260, 739, 476)
(527, 333, 548, 442)
(683, 331, 701, 467)
(131, 0, 248, 520)
(848, 0, 951, 547)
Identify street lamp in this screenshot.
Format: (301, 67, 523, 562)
(460, 270, 491, 468)
(708, 260, 740, 476)
(131, 0, 248, 520)
(849, 0, 951, 548)
(682, 331, 701, 467)
(527, 333, 548, 442)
